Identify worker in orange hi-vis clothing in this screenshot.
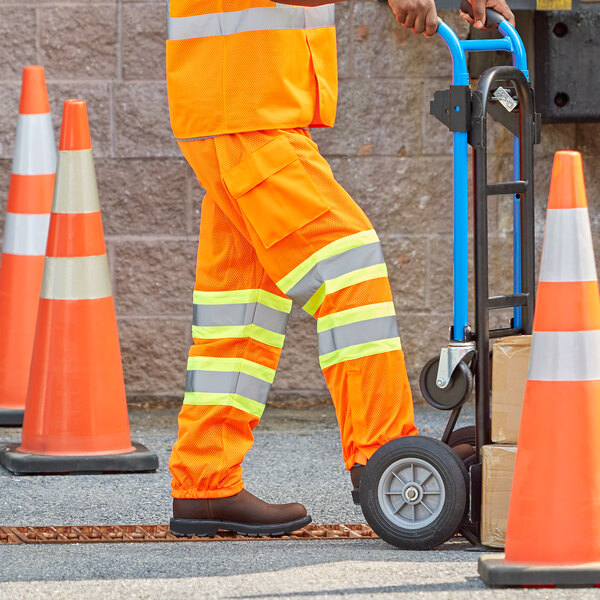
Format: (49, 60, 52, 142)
(167, 0, 515, 537)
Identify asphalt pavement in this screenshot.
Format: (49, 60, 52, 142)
(0, 402, 598, 599)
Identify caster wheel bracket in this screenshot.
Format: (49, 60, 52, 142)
(436, 342, 475, 389)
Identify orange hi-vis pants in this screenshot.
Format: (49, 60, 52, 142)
(169, 128, 417, 499)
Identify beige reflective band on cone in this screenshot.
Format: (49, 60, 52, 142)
(540, 208, 598, 282)
(167, 5, 335, 41)
(52, 150, 101, 214)
(40, 255, 113, 300)
(12, 114, 56, 176)
(1, 213, 51, 256)
(528, 330, 600, 381)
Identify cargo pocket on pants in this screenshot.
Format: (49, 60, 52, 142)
(220, 136, 330, 249)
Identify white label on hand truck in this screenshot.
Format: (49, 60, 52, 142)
(492, 87, 518, 112)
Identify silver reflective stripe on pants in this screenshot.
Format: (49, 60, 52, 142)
(193, 302, 289, 335)
(167, 4, 335, 41)
(186, 370, 270, 406)
(318, 315, 400, 356)
(286, 242, 386, 307)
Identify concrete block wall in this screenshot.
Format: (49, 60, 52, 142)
(0, 0, 599, 407)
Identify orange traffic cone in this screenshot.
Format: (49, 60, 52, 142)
(0, 100, 157, 474)
(0, 66, 55, 426)
(479, 151, 600, 587)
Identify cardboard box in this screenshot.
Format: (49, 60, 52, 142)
(491, 335, 532, 443)
(481, 444, 517, 548)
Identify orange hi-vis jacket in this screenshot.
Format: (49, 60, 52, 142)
(166, 1, 338, 139)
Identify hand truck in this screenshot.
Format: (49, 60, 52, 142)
(357, 3, 540, 549)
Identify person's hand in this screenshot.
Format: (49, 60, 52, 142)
(388, 0, 438, 37)
(460, 0, 515, 30)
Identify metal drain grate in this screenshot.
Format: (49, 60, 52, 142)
(0, 523, 377, 545)
(0, 526, 22, 545)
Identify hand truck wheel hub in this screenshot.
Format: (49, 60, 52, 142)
(403, 484, 421, 503)
(377, 456, 446, 530)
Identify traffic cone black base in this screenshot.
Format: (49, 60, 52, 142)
(0, 442, 158, 475)
(479, 555, 600, 588)
(0, 409, 24, 427)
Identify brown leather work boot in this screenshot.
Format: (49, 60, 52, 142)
(170, 489, 311, 537)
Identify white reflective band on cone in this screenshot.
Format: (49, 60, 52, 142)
(52, 150, 101, 214)
(12, 113, 56, 176)
(528, 330, 600, 381)
(1, 213, 51, 256)
(167, 5, 335, 41)
(41, 255, 113, 300)
(539, 208, 598, 282)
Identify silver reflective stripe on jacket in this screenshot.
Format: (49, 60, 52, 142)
(167, 4, 335, 41)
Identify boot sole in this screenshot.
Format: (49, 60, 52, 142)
(169, 515, 312, 538)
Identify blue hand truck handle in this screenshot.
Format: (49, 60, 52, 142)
(434, 8, 529, 342)
(436, 8, 528, 85)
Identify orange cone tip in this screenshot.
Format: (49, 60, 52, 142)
(18, 66, 50, 115)
(59, 100, 92, 151)
(547, 151, 587, 210)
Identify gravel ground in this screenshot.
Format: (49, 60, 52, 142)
(1, 402, 597, 599)
(0, 403, 472, 526)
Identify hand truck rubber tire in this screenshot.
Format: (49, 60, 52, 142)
(359, 436, 468, 550)
(447, 425, 477, 468)
(446, 425, 476, 448)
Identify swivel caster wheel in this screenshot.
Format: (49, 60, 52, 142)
(419, 357, 474, 410)
(360, 436, 468, 549)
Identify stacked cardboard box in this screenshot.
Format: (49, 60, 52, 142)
(480, 335, 531, 548)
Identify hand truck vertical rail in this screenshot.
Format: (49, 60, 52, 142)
(422, 3, 540, 539)
(357, 5, 540, 550)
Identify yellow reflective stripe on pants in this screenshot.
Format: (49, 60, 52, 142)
(277, 229, 379, 294)
(319, 337, 403, 370)
(192, 324, 285, 349)
(316, 301, 396, 333)
(303, 263, 388, 316)
(193, 288, 292, 313)
(187, 356, 276, 384)
(183, 392, 265, 419)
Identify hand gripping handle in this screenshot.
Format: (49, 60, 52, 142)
(459, 0, 505, 29)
